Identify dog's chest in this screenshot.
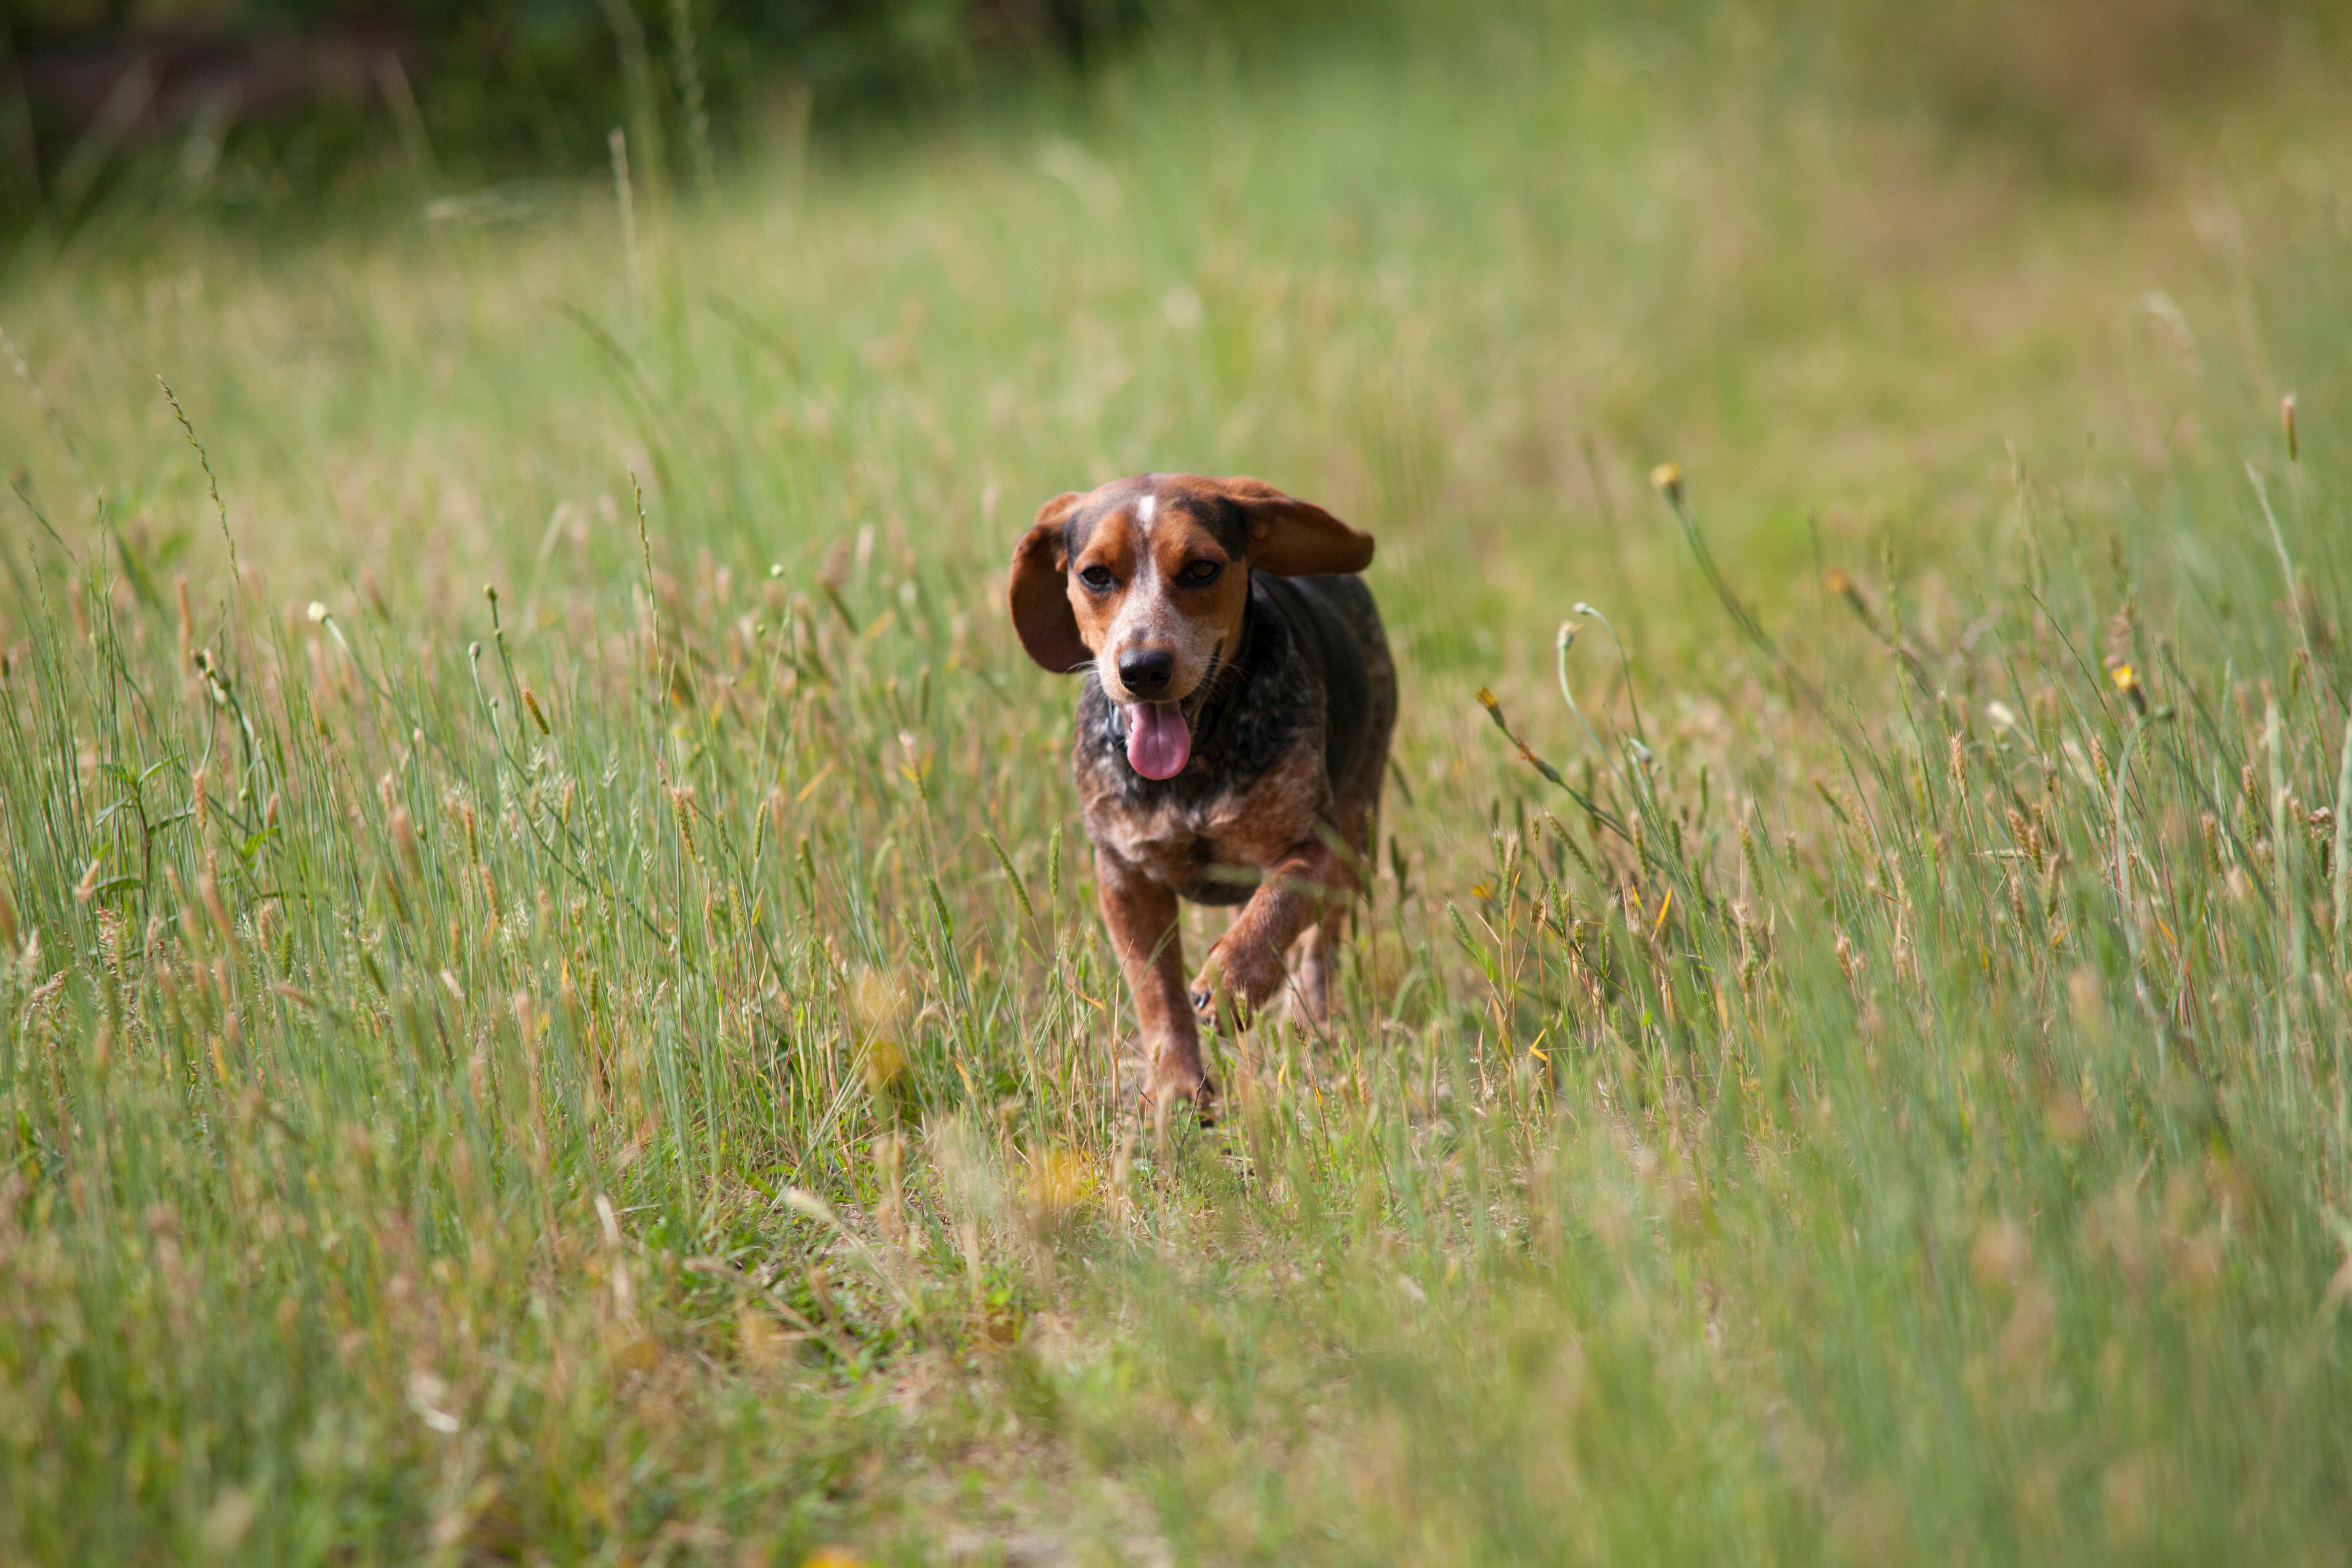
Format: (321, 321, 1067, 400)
(1076, 728, 1331, 905)
(1082, 788, 1262, 903)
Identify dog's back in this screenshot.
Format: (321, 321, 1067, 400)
(1253, 573, 1391, 800)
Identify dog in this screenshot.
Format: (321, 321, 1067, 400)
(1008, 473, 1395, 1119)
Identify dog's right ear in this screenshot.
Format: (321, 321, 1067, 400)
(1009, 492, 1091, 674)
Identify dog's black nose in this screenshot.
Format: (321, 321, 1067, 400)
(1118, 649, 1174, 697)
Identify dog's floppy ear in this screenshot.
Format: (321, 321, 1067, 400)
(1009, 492, 1091, 674)
(1215, 476, 1375, 577)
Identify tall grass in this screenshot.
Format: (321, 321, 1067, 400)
(2, 13, 2350, 1563)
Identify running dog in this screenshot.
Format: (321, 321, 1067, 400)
(1008, 474, 1394, 1119)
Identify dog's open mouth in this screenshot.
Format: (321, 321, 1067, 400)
(1124, 701, 1191, 779)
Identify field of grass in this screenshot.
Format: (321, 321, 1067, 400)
(4, 4, 2352, 1562)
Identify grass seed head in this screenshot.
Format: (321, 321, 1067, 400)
(199, 1487, 258, 1555)
(1824, 568, 1875, 627)
(738, 1302, 785, 1373)
(198, 874, 233, 941)
(850, 970, 905, 1044)
(2043, 1091, 2094, 1145)
(861, 1038, 905, 1095)
(2068, 967, 2104, 1029)
(1024, 1146, 1090, 1221)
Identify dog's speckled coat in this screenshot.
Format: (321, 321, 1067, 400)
(1008, 474, 1394, 1119)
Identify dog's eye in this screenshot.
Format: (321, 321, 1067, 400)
(1078, 565, 1116, 591)
(1179, 560, 1223, 587)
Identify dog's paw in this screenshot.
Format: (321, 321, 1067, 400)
(1188, 956, 1224, 1031)
(1196, 938, 1283, 1027)
(1190, 975, 1253, 1038)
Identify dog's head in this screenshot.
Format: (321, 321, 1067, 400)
(1008, 473, 1373, 779)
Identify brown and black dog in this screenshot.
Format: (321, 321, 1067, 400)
(1008, 474, 1395, 1119)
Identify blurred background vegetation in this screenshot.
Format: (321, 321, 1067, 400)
(1, 0, 1202, 242)
(0, 0, 2343, 254)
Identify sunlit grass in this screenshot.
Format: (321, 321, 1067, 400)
(3, 11, 2351, 1563)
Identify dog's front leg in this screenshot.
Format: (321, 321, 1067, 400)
(1096, 849, 1215, 1115)
(1191, 838, 1349, 1031)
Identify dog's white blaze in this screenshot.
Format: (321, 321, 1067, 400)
(1097, 481, 1217, 703)
(1106, 537, 1168, 665)
(1101, 513, 1188, 699)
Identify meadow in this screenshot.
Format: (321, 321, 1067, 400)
(3, 4, 2352, 1561)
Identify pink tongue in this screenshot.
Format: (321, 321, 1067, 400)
(1125, 702, 1192, 779)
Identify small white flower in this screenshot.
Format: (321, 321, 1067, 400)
(305, 601, 328, 624)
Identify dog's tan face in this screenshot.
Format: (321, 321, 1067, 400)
(1065, 480, 1251, 709)
(1009, 473, 1375, 779)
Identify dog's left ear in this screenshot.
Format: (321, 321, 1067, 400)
(1008, 492, 1091, 674)
(1215, 476, 1375, 577)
